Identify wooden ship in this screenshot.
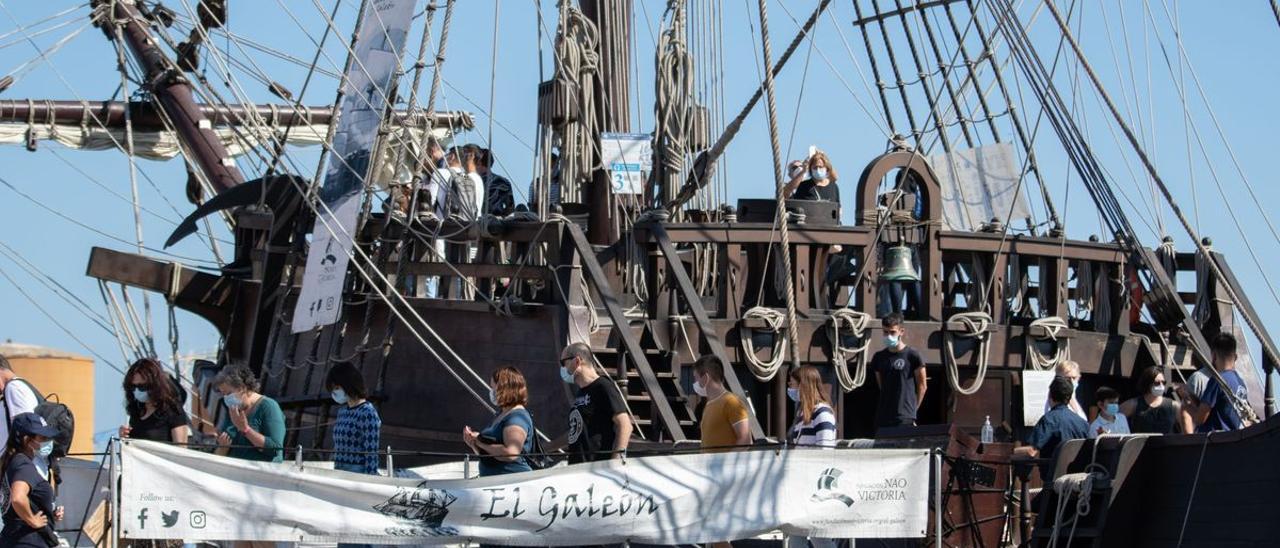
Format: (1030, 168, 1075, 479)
(2, 0, 1277, 545)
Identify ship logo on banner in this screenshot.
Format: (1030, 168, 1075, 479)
(374, 482, 460, 537)
(811, 468, 855, 507)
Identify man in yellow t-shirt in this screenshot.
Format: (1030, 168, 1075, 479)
(693, 355, 752, 451)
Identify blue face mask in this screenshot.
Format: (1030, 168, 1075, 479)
(884, 334, 900, 348)
(223, 393, 242, 409)
(810, 168, 829, 181)
(560, 365, 576, 384)
(331, 388, 349, 405)
(132, 388, 150, 403)
(786, 387, 800, 402)
(1104, 402, 1119, 417)
(37, 440, 54, 458)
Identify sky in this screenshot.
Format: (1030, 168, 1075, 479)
(1, 0, 1279, 445)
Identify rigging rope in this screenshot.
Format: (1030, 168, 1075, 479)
(943, 311, 992, 395)
(739, 306, 787, 382)
(1025, 315, 1070, 371)
(1041, 0, 1262, 425)
(828, 309, 871, 392)
(754, 0, 800, 369)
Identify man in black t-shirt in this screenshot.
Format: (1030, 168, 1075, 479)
(872, 313, 928, 428)
(559, 342, 632, 463)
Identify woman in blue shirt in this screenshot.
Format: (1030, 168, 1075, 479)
(462, 366, 534, 476)
(326, 361, 382, 475)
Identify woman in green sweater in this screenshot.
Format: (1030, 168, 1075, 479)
(212, 366, 285, 463)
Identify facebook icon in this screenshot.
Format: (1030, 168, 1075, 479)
(137, 508, 148, 529)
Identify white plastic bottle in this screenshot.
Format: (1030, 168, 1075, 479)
(981, 415, 994, 444)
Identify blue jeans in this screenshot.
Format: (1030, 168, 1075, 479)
(877, 281, 920, 318)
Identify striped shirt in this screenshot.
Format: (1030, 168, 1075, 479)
(333, 401, 381, 475)
(789, 402, 837, 448)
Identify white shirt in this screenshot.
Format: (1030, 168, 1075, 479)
(0, 378, 39, 448)
(1087, 412, 1131, 438)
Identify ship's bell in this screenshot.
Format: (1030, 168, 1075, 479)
(881, 245, 920, 282)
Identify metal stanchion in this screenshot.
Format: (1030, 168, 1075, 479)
(934, 449, 943, 548)
(108, 439, 119, 548)
(386, 445, 395, 477)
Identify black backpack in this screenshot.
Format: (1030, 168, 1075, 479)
(3, 379, 75, 459)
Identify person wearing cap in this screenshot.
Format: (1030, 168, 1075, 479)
(1, 413, 63, 547)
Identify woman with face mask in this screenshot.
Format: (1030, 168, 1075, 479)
(212, 366, 285, 464)
(325, 361, 381, 476)
(1121, 366, 1190, 434)
(118, 358, 189, 445)
(1, 413, 63, 547)
(462, 366, 534, 477)
(786, 366, 837, 448)
(784, 150, 841, 207)
(1043, 360, 1087, 421)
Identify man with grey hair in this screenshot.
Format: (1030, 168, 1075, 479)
(559, 343, 631, 463)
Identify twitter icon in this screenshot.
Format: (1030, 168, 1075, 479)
(161, 510, 179, 528)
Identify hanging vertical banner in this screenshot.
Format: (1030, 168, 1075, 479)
(119, 440, 931, 544)
(292, 0, 420, 333)
(600, 132, 652, 195)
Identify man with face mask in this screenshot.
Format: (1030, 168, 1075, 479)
(559, 343, 631, 463)
(872, 313, 927, 429)
(692, 355, 751, 452)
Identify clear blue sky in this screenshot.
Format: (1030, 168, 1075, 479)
(1, 1, 1278, 442)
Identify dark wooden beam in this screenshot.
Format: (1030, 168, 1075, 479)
(564, 223, 687, 441)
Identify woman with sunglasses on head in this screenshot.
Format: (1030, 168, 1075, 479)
(118, 358, 189, 445)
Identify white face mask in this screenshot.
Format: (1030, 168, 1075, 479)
(692, 379, 707, 397)
(488, 387, 499, 407)
(1151, 384, 1166, 397)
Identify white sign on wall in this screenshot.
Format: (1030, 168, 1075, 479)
(1022, 370, 1058, 426)
(600, 132, 652, 195)
(120, 440, 931, 544)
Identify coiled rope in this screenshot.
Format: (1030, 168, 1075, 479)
(943, 311, 993, 396)
(828, 309, 871, 391)
(739, 306, 787, 381)
(1048, 463, 1109, 548)
(1026, 316, 1071, 371)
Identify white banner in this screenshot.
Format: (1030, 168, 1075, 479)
(601, 132, 652, 195)
(119, 440, 930, 545)
(292, 0, 420, 333)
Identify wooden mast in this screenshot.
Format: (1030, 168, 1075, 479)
(580, 0, 632, 244)
(95, 0, 244, 194)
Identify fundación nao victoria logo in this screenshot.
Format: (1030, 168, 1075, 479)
(811, 468, 912, 507)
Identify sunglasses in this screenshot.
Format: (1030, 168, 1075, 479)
(559, 357, 576, 366)
(128, 383, 148, 391)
